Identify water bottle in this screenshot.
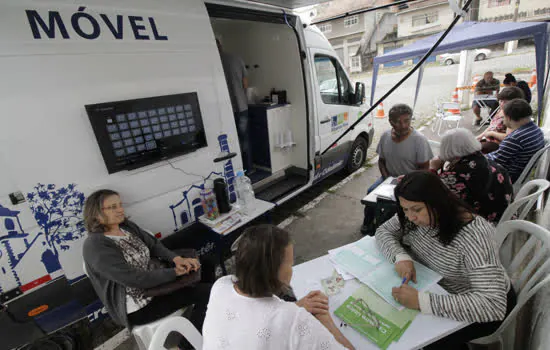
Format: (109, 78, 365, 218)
(234, 170, 255, 215)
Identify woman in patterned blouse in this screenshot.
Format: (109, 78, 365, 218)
(83, 189, 214, 345)
(377, 171, 516, 349)
(430, 128, 513, 224)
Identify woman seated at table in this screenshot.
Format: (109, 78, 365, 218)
(376, 171, 516, 349)
(476, 87, 525, 154)
(430, 128, 513, 224)
(202, 224, 354, 350)
(82, 189, 214, 337)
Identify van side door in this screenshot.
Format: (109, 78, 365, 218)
(311, 50, 363, 178)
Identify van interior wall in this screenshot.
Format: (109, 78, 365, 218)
(212, 19, 308, 170)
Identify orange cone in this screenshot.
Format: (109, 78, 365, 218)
(529, 68, 537, 88)
(375, 102, 385, 119)
(471, 75, 480, 93)
(449, 88, 460, 114)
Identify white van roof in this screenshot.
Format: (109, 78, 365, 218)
(304, 25, 333, 51)
(229, 0, 328, 9)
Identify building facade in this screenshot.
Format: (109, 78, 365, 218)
(312, 0, 396, 73)
(477, 0, 550, 23)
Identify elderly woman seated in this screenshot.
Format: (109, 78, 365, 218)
(429, 128, 513, 223)
(202, 224, 354, 349)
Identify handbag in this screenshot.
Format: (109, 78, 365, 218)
(143, 249, 202, 297)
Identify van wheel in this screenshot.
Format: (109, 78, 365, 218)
(347, 137, 367, 173)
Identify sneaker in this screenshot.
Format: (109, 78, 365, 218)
(474, 119, 482, 126)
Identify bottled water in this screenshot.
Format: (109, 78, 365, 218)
(234, 170, 255, 215)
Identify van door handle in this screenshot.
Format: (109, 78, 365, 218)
(320, 117, 331, 124)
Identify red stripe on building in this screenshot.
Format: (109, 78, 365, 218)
(20, 275, 52, 292)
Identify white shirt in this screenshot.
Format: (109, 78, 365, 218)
(202, 276, 346, 350)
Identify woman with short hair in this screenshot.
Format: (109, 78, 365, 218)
(376, 171, 516, 349)
(430, 128, 513, 223)
(82, 189, 213, 337)
(202, 224, 354, 350)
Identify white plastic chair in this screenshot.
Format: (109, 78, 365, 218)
(513, 142, 550, 195)
(148, 316, 203, 350)
(498, 179, 550, 225)
(432, 102, 462, 136)
(469, 220, 550, 349)
(82, 262, 188, 350)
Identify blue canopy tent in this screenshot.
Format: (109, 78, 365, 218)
(371, 21, 549, 121)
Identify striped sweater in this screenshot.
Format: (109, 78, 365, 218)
(375, 215, 510, 323)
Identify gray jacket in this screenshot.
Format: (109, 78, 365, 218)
(83, 221, 178, 328)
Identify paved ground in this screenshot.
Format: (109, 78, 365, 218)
(113, 49, 536, 350)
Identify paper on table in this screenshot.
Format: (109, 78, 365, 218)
(329, 256, 355, 280)
(374, 184, 396, 201)
(328, 243, 357, 280)
(332, 249, 380, 280)
(360, 261, 442, 310)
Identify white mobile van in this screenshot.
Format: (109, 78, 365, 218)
(0, 0, 373, 347)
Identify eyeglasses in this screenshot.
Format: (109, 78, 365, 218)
(339, 298, 381, 331)
(101, 204, 124, 211)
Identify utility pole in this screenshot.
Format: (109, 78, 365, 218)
(512, 0, 520, 22)
(469, 0, 479, 21)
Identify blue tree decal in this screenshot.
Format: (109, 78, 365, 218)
(26, 184, 86, 259)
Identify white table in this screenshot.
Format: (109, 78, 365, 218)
(199, 198, 275, 273)
(361, 177, 397, 205)
(199, 198, 275, 235)
(473, 94, 499, 129)
(291, 255, 468, 350)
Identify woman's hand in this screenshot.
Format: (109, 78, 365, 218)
(395, 260, 416, 284)
(392, 284, 420, 310)
(297, 290, 329, 315)
(173, 256, 200, 276)
(429, 156, 444, 171)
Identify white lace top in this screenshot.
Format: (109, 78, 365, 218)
(202, 276, 346, 350)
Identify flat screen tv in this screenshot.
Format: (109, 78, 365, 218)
(86, 92, 207, 174)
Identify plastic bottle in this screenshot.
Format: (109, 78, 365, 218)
(201, 180, 220, 220)
(234, 170, 255, 215)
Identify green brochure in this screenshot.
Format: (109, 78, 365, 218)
(334, 285, 418, 349)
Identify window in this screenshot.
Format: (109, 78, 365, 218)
(314, 55, 354, 105)
(319, 23, 332, 33)
(488, 0, 511, 7)
(344, 15, 359, 28)
(350, 55, 362, 72)
(412, 12, 439, 27)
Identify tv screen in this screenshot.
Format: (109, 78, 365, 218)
(86, 92, 207, 174)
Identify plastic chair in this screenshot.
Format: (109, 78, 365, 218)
(433, 102, 462, 136)
(147, 316, 203, 350)
(498, 179, 550, 225)
(512, 142, 550, 195)
(469, 220, 550, 349)
(82, 262, 188, 350)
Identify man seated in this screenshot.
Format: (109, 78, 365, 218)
(472, 71, 500, 126)
(477, 86, 525, 154)
(487, 99, 545, 183)
(361, 104, 433, 235)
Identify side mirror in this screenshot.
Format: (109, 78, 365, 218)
(354, 82, 366, 105)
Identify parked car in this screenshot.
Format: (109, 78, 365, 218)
(439, 48, 492, 65)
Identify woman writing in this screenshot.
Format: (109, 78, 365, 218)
(202, 224, 354, 350)
(376, 171, 516, 349)
(82, 189, 213, 336)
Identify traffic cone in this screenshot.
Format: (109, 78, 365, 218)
(471, 75, 480, 93)
(529, 68, 537, 88)
(449, 88, 460, 114)
(375, 102, 385, 119)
